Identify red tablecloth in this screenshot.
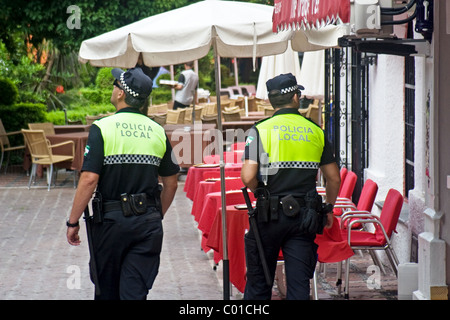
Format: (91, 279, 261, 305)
(184, 164, 242, 200)
(207, 205, 249, 293)
(197, 191, 254, 254)
(191, 181, 216, 219)
(206, 207, 354, 293)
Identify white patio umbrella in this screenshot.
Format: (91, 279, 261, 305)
(298, 49, 325, 100)
(78, 0, 347, 299)
(79, 1, 345, 68)
(255, 43, 302, 100)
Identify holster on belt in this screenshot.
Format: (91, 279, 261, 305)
(100, 190, 160, 218)
(120, 193, 150, 217)
(92, 191, 103, 224)
(154, 184, 163, 214)
(280, 194, 301, 217)
(254, 186, 270, 223)
(299, 189, 329, 234)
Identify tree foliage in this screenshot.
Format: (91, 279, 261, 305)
(0, 0, 272, 54)
(0, 0, 199, 54)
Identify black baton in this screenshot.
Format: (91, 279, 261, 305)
(83, 205, 101, 296)
(241, 187, 272, 287)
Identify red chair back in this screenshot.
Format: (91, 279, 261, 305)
(339, 170, 356, 199)
(212, 178, 244, 192)
(338, 167, 348, 193)
(378, 189, 403, 239)
(333, 171, 356, 216)
(356, 179, 378, 211)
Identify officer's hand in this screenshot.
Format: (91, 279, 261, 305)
(67, 226, 81, 246)
(324, 213, 334, 229)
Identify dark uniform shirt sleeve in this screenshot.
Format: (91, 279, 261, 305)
(320, 137, 336, 166)
(81, 124, 104, 174)
(243, 126, 263, 163)
(158, 135, 180, 176)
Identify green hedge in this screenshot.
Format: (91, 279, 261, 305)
(0, 102, 47, 148)
(0, 78, 19, 106)
(46, 104, 116, 124)
(79, 87, 112, 105)
(0, 103, 47, 131)
(95, 67, 114, 90)
(151, 88, 172, 105)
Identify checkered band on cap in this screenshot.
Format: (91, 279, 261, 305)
(280, 85, 298, 95)
(119, 73, 140, 98)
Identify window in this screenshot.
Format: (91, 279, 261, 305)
(404, 54, 415, 195)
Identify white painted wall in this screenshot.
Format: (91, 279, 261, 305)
(363, 53, 431, 265)
(365, 54, 405, 200)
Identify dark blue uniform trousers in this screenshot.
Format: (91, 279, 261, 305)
(244, 208, 318, 300)
(90, 208, 163, 300)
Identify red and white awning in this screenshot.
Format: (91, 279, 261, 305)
(273, 0, 351, 32)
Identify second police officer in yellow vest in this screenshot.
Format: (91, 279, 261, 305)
(241, 73, 341, 300)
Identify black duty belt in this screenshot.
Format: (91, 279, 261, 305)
(103, 193, 157, 217)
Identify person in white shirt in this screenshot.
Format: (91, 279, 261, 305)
(173, 61, 199, 110)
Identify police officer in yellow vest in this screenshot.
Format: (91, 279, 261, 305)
(66, 67, 179, 300)
(241, 73, 340, 300)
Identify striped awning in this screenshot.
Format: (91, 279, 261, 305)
(273, 0, 351, 32)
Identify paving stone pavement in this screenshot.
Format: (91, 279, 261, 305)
(0, 168, 398, 300)
(0, 169, 223, 300)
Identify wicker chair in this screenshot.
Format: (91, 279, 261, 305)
(222, 110, 241, 122)
(200, 114, 218, 127)
(0, 119, 25, 173)
(28, 122, 55, 136)
(21, 129, 75, 191)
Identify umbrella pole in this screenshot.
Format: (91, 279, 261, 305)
(213, 40, 230, 300)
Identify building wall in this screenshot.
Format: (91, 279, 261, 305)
(434, 0, 450, 287)
(365, 53, 407, 263)
(364, 50, 431, 265)
(365, 54, 405, 201)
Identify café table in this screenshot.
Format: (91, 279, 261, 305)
(221, 121, 256, 132)
(54, 124, 91, 134)
(166, 126, 218, 168)
(206, 207, 354, 294)
(184, 163, 242, 201)
(23, 131, 89, 177)
(206, 205, 250, 293)
(191, 180, 216, 219)
(197, 191, 254, 254)
(46, 132, 89, 172)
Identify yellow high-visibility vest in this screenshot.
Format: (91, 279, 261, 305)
(255, 111, 324, 170)
(94, 112, 167, 166)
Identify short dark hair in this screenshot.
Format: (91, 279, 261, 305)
(268, 90, 296, 109)
(124, 94, 147, 109)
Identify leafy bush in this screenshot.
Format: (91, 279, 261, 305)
(0, 103, 47, 131)
(0, 102, 47, 148)
(0, 78, 19, 106)
(79, 87, 111, 105)
(151, 88, 173, 105)
(95, 67, 114, 90)
(46, 104, 115, 124)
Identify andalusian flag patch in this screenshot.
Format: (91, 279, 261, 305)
(245, 136, 254, 146)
